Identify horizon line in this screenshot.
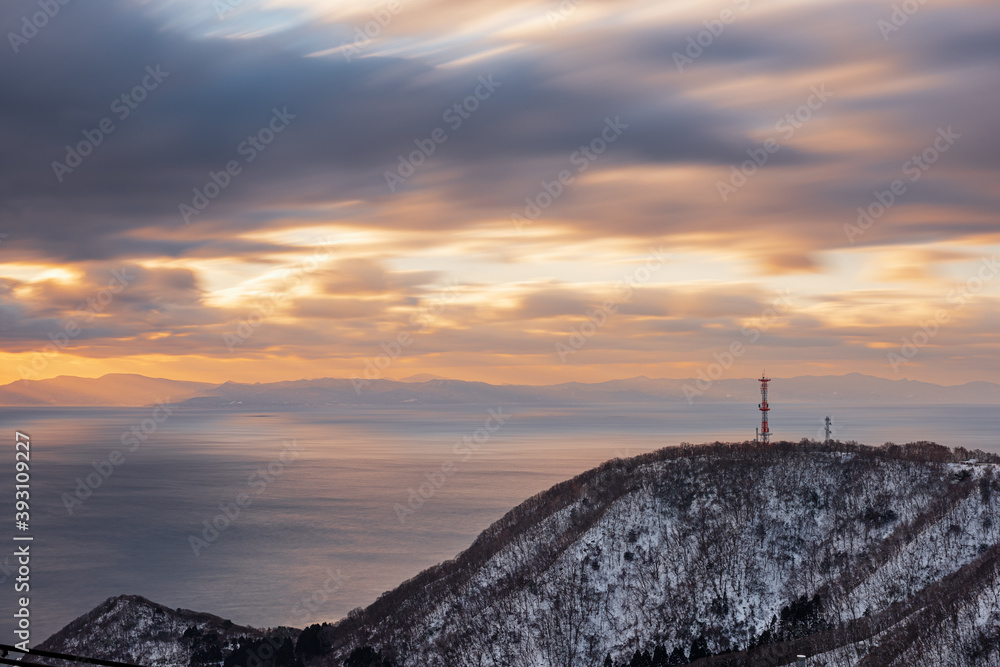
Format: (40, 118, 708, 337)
(5, 370, 999, 390)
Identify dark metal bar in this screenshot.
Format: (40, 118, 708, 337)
(0, 644, 147, 667)
(0, 657, 54, 667)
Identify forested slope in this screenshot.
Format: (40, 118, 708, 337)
(311, 441, 1000, 666)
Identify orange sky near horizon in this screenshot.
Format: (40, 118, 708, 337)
(1, 0, 998, 387)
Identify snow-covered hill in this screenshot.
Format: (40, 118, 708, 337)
(37, 441, 1000, 666)
(315, 440, 1000, 666)
(37, 595, 295, 667)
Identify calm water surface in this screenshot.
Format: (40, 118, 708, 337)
(0, 403, 996, 640)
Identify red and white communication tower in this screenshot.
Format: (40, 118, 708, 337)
(756, 373, 771, 444)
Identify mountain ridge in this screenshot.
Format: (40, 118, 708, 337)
(3, 372, 1000, 407)
(37, 440, 1000, 666)
(0, 373, 214, 406)
(36, 594, 294, 667)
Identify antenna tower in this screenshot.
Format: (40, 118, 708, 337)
(758, 373, 771, 444)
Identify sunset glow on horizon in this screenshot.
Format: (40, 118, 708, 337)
(2, 0, 998, 387)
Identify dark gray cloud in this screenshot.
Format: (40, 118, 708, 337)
(0, 0, 779, 262)
(0, 0, 997, 386)
(4, 2, 995, 257)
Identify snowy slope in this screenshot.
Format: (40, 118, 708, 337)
(37, 441, 1000, 666)
(37, 595, 284, 667)
(316, 441, 1000, 666)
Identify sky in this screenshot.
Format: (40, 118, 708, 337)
(0, 0, 997, 386)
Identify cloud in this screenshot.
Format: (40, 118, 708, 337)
(0, 0, 997, 385)
(0, 0, 772, 263)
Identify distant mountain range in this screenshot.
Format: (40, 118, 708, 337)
(0, 373, 214, 406)
(37, 441, 1000, 666)
(1, 372, 999, 407)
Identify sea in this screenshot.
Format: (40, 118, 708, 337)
(0, 402, 996, 641)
